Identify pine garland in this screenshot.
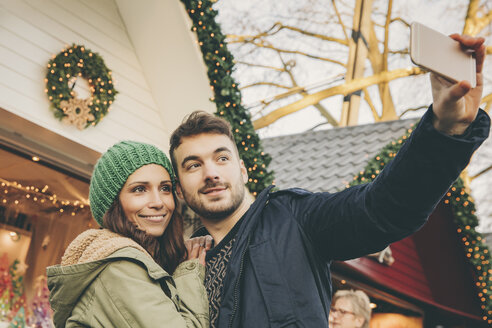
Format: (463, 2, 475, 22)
(349, 123, 492, 325)
(181, 0, 274, 195)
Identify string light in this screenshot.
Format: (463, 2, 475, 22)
(0, 177, 89, 214)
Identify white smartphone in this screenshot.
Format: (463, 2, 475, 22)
(410, 22, 476, 87)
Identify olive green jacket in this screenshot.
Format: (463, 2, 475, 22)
(47, 229, 209, 328)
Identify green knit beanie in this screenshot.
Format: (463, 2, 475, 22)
(89, 141, 175, 227)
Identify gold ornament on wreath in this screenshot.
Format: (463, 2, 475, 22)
(59, 92, 93, 130)
(45, 44, 118, 129)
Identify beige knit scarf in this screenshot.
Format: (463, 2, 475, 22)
(61, 229, 149, 266)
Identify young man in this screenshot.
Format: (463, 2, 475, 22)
(170, 34, 489, 328)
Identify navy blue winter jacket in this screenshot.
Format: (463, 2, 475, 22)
(207, 108, 490, 328)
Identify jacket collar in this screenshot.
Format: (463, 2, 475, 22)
(234, 185, 274, 241)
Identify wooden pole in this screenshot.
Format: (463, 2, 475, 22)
(340, 0, 373, 126)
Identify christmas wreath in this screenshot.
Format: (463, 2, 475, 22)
(45, 44, 118, 130)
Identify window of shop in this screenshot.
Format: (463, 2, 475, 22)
(0, 109, 100, 325)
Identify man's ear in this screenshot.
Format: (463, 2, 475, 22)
(239, 160, 248, 184)
(176, 182, 184, 200)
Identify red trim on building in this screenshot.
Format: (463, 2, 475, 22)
(338, 202, 483, 322)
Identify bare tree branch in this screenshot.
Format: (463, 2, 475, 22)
(482, 93, 492, 113)
(279, 54, 339, 126)
(390, 49, 409, 55)
(362, 87, 381, 121)
(399, 105, 429, 118)
(470, 165, 492, 180)
(226, 22, 281, 43)
(246, 75, 346, 112)
(383, 0, 393, 71)
(240, 82, 291, 90)
(240, 40, 347, 66)
(366, 19, 398, 120)
(377, 0, 395, 122)
(253, 67, 426, 129)
(332, 0, 350, 42)
(463, 0, 492, 35)
(390, 17, 411, 27)
(278, 24, 347, 44)
(234, 60, 286, 72)
(227, 22, 347, 45)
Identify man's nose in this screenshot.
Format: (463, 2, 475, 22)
(203, 163, 220, 181)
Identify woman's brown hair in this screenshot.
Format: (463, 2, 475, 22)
(103, 193, 187, 274)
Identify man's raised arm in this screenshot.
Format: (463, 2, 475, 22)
(292, 35, 490, 261)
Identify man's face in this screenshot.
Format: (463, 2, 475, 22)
(174, 133, 248, 221)
(329, 298, 364, 328)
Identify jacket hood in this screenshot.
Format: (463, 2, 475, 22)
(47, 229, 163, 327)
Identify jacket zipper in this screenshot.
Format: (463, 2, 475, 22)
(228, 235, 251, 328)
(228, 191, 270, 327)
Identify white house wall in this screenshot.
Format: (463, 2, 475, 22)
(0, 0, 213, 153)
(115, 0, 215, 136)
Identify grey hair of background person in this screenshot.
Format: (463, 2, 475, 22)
(332, 289, 372, 328)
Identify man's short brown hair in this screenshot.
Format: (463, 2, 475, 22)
(169, 111, 236, 176)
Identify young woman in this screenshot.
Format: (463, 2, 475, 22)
(47, 141, 209, 327)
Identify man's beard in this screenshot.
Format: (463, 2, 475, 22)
(183, 180, 245, 221)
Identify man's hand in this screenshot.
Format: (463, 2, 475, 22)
(431, 34, 486, 135)
(185, 235, 213, 266)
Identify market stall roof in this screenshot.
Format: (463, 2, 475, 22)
(262, 118, 418, 192)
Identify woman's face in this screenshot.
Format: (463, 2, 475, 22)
(119, 164, 175, 237)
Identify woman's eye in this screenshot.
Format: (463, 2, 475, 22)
(161, 185, 171, 192)
(132, 186, 146, 193)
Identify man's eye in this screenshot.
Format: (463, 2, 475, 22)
(187, 163, 200, 170)
(218, 156, 229, 162)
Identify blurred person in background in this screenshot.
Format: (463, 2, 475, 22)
(329, 290, 371, 328)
